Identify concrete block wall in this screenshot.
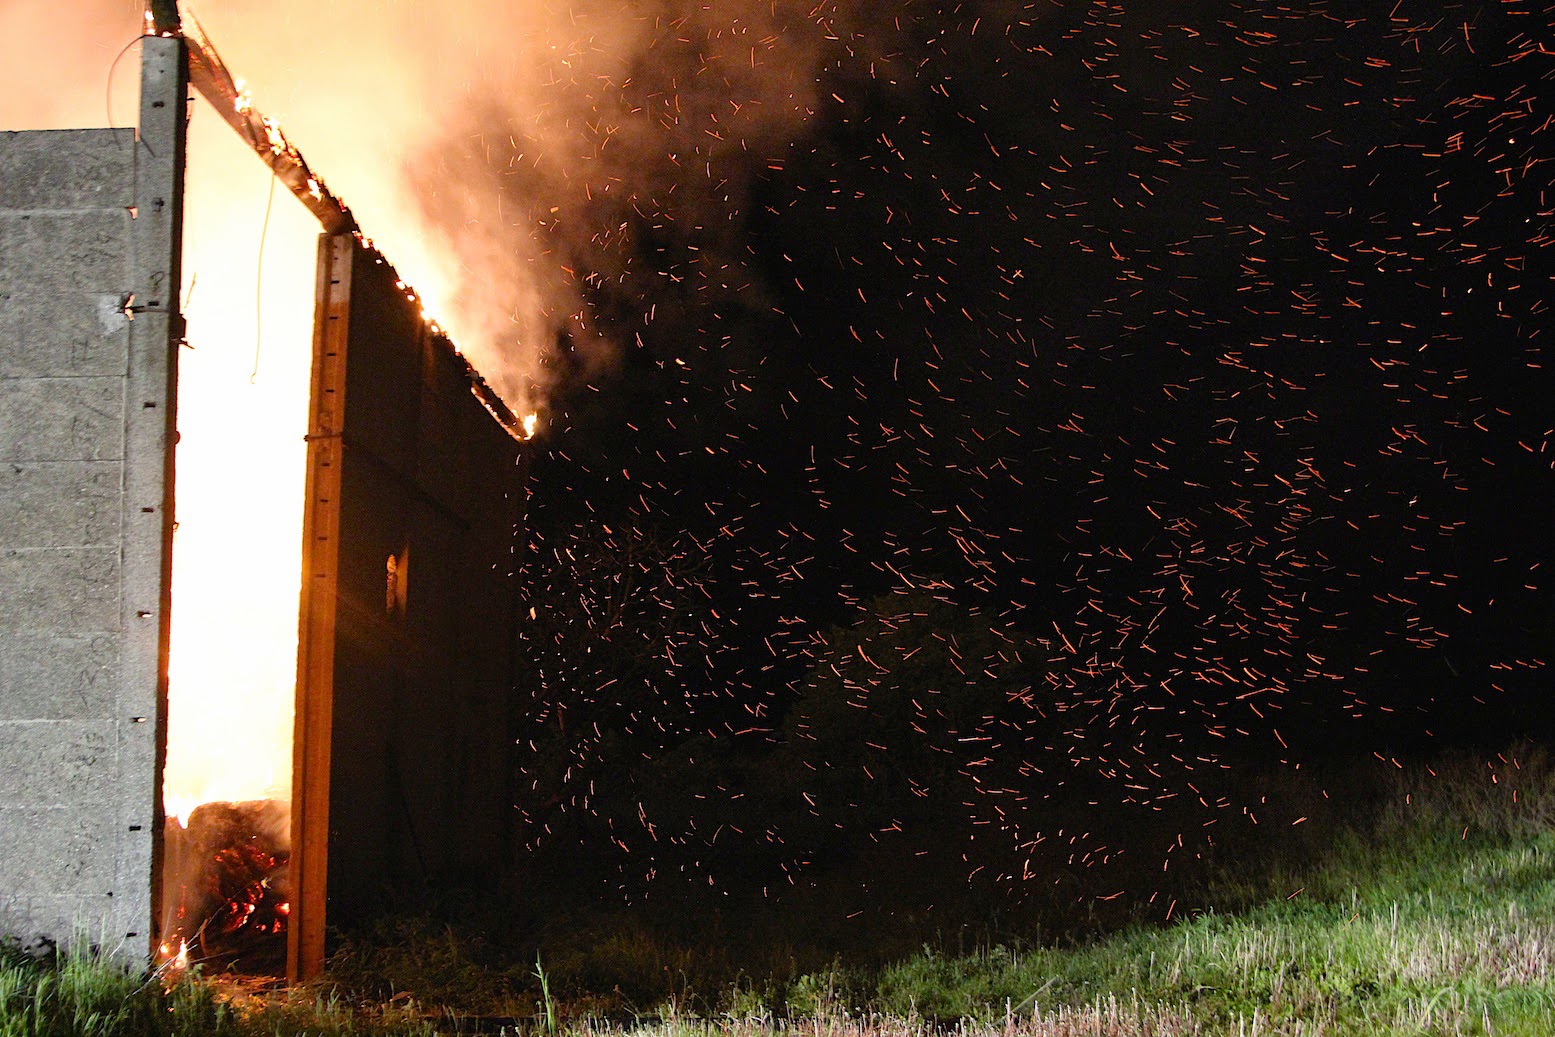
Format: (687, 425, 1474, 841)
(0, 39, 186, 958)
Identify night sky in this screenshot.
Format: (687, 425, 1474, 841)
(414, 1, 1553, 915)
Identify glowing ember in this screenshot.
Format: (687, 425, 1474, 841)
(156, 939, 190, 978)
(159, 800, 291, 975)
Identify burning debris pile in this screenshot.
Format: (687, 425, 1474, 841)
(160, 800, 291, 975)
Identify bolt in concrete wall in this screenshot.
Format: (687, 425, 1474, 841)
(0, 39, 186, 959)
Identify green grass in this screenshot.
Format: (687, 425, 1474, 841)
(782, 746, 1555, 1035)
(851, 830, 1555, 1033)
(3, 746, 1552, 1035)
(0, 940, 435, 1037)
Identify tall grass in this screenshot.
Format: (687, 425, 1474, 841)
(785, 745, 1555, 1035)
(3, 745, 1550, 1035)
(0, 939, 234, 1037)
(0, 939, 434, 1037)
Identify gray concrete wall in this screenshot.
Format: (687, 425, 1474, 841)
(0, 39, 185, 958)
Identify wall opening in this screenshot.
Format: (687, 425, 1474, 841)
(155, 83, 318, 974)
(156, 13, 528, 981)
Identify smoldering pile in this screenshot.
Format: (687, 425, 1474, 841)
(161, 799, 291, 974)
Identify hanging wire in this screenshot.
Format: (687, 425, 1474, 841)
(250, 170, 278, 382)
(105, 32, 147, 139)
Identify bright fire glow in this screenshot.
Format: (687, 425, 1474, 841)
(156, 938, 190, 976)
(0, 3, 535, 831)
(162, 95, 318, 820)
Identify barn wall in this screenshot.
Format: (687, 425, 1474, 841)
(292, 235, 523, 975)
(0, 36, 521, 973)
(0, 39, 186, 956)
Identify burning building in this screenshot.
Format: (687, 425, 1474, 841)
(0, 6, 526, 980)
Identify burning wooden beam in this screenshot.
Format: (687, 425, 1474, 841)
(147, 0, 181, 35)
(148, 2, 530, 443)
(163, 7, 357, 236)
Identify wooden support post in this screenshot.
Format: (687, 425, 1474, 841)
(288, 234, 354, 982)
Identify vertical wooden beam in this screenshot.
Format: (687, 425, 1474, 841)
(288, 234, 353, 982)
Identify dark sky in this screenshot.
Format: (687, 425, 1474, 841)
(450, 1, 1552, 906)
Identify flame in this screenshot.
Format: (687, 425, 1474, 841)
(162, 799, 194, 831)
(232, 78, 252, 115)
(2, 5, 539, 840)
(156, 938, 190, 975)
(162, 91, 318, 820)
(522, 412, 540, 439)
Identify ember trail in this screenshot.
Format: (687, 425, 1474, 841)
(0, 0, 1548, 994)
(491, 0, 1551, 923)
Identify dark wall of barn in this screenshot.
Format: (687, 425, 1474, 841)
(319, 237, 524, 926)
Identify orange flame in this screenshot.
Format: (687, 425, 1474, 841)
(162, 94, 317, 819)
(1, 5, 538, 834)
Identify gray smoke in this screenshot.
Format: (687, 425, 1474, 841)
(0, 0, 992, 418)
(405, 1, 923, 413)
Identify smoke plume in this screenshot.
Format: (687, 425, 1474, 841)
(403, 1, 921, 414)
(4, 1, 952, 419)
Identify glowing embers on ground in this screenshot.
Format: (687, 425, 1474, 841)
(159, 801, 292, 975)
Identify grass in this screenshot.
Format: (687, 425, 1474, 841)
(2, 746, 1551, 1035)
(0, 939, 435, 1037)
(854, 833, 1555, 1031)
(791, 746, 1555, 1034)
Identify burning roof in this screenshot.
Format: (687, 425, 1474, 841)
(156, 4, 529, 442)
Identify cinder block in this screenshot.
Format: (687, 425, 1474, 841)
(0, 634, 118, 721)
(0, 81, 170, 968)
(113, 720, 157, 839)
(1, 211, 131, 290)
(0, 547, 120, 634)
(113, 812, 155, 874)
(0, 722, 115, 806)
(0, 290, 130, 378)
(0, 808, 116, 896)
(0, 895, 120, 951)
(0, 130, 134, 211)
(0, 377, 124, 461)
(0, 461, 122, 549)
(110, 825, 154, 940)
(108, 902, 152, 951)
